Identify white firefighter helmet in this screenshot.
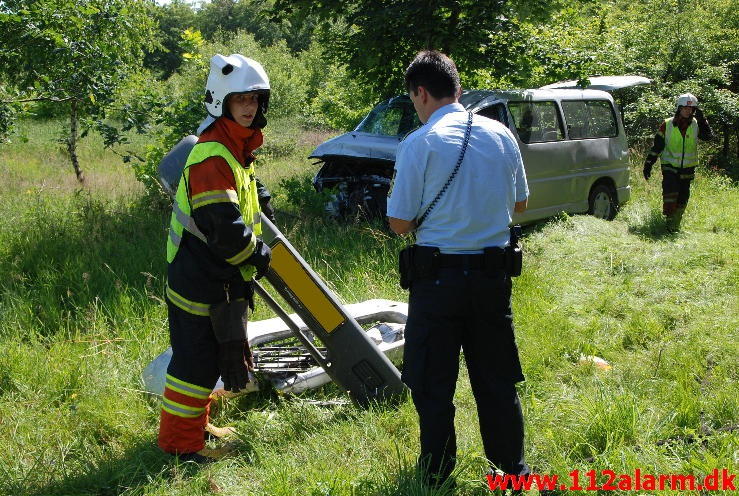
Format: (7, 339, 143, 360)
(203, 53, 270, 120)
(676, 93, 698, 109)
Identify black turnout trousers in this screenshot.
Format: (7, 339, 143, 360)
(661, 168, 693, 207)
(166, 300, 221, 391)
(402, 267, 529, 481)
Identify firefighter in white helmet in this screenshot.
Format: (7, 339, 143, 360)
(158, 54, 273, 462)
(643, 93, 713, 231)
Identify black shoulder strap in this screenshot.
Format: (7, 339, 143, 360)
(417, 112, 473, 227)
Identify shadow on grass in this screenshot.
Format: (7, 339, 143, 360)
(348, 452, 491, 496)
(10, 435, 265, 496)
(627, 209, 677, 241)
(8, 439, 171, 496)
(1, 192, 169, 338)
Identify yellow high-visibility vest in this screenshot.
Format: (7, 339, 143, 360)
(661, 118, 699, 168)
(166, 141, 262, 283)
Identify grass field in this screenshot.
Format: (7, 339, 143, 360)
(0, 118, 736, 496)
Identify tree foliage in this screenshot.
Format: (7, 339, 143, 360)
(143, 0, 199, 79)
(195, 0, 317, 52)
(0, 0, 156, 180)
(273, 0, 561, 98)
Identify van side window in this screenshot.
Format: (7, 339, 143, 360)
(477, 104, 509, 128)
(561, 100, 618, 139)
(508, 102, 564, 144)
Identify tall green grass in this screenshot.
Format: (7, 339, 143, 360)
(0, 119, 736, 495)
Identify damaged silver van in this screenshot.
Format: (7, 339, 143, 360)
(310, 88, 631, 223)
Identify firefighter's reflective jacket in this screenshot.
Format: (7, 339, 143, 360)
(661, 118, 698, 168)
(166, 117, 263, 316)
(644, 115, 713, 171)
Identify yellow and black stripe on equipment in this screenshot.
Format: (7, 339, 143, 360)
(269, 240, 344, 335)
(259, 214, 406, 406)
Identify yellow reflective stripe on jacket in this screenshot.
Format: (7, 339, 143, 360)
(165, 374, 211, 400)
(661, 118, 698, 168)
(191, 189, 239, 209)
(162, 397, 206, 418)
(226, 242, 255, 265)
(166, 284, 210, 317)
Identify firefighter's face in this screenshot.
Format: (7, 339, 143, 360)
(679, 105, 695, 119)
(228, 92, 259, 128)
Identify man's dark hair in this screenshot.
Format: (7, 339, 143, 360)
(405, 50, 461, 100)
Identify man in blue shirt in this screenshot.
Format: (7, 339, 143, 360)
(387, 50, 530, 487)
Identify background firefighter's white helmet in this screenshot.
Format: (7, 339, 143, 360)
(676, 93, 698, 110)
(203, 53, 270, 127)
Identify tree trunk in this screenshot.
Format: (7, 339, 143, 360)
(67, 99, 84, 183)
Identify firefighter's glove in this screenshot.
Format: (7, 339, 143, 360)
(217, 340, 253, 393)
(643, 161, 652, 180)
(694, 107, 705, 121)
(246, 238, 271, 280)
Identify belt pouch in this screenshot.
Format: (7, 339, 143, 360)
(505, 243, 523, 277)
(398, 244, 415, 290)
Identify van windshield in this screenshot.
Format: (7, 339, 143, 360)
(508, 101, 565, 144)
(355, 99, 421, 136)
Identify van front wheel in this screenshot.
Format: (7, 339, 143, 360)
(588, 184, 617, 220)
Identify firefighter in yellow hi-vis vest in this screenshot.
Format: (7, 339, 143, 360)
(643, 93, 713, 231)
(158, 54, 273, 463)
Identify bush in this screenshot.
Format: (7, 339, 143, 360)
(279, 174, 334, 218)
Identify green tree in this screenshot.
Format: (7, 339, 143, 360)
(273, 0, 560, 98)
(134, 30, 315, 202)
(144, 0, 199, 79)
(197, 0, 316, 52)
(0, 0, 155, 181)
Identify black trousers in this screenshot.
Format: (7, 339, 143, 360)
(402, 267, 529, 481)
(167, 300, 221, 391)
(662, 167, 694, 213)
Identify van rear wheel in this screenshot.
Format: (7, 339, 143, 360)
(588, 184, 617, 220)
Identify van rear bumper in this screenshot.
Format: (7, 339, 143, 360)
(617, 185, 631, 205)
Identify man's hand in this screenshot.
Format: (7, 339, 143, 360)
(643, 162, 652, 180)
(217, 340, 252, 392)
(246, 238, 271, 280)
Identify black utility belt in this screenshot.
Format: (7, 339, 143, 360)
(437, 251, 504, 270)
(399, 244, 522, 290)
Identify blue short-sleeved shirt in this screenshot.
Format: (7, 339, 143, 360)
(387, 103, 528, 253)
